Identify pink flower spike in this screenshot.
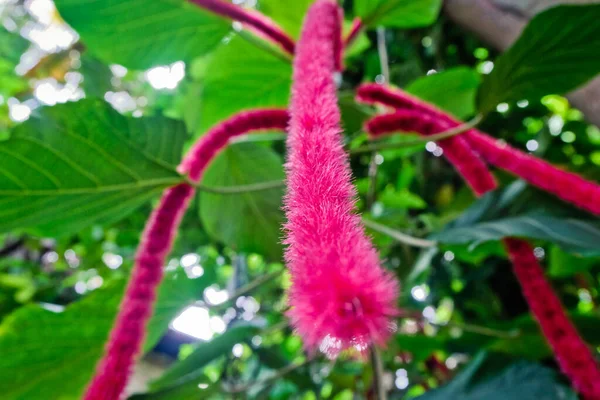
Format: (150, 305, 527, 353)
(285, 0, 398, 357)
(343, 17, 363, 48)
(83, 183, 194, 400)
(179, 108, 289, 183)
(365, 110, 497, 196)
(356, 82, 424, 110)
(504, 238, 600, 400)
(189, 0, 295, 55)
(467, 131, 600, 216)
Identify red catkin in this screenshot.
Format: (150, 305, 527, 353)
(285, 0, 398, 357)
(504, 238, 600, 400)
(83, 183, 194, 400)
(358, 83, 600, 215)
(179, 108, 289, 183)
(360, 82, 600, 398)
(84, 109, 290, 400)
(189, 0, 295, 55)
(365, 110, 497, 195)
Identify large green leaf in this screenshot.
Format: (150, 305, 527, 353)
(478, 4, 600, 113)
(432, 182, 600, 255)
(406, 67, 481, 119)
(199, 143, 285, 260)
(0, 268, 214, 400)
(54, 0, 231, 69)
(354, 0, 442, 28)
(416, 352, 577, 400)
(257, 0, 314, 39)
(0, 100, 186, 236)
(0, 28, 29, 99)
(197, 35, 292, 133)
(434, 215, 600, 256)
(150, 324, 260, 391)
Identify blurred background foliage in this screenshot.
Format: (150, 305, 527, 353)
(0, 0, 599, 399)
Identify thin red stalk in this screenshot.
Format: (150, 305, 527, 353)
(504, 238, 600, 400)
(360, 82, 600, 398)
(285, 0, 398, 356)
(189, 0, 295, 55)
(343, 17, 363, 48)
(84, 109, 290, 400)
(333, 6, 344, 72)
(365, 110, 497, 195)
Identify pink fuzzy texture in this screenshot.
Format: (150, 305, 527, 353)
(285, 0, 398, 357)
(505, 238, 600, 400)
(179, 108, 289, 183)
(85, 109, 290, 399)
(83, 183, 194, 400)
(359, 82, 600, 398)
(467, 131, 600, 215)
(344, 18, 363, 48)
(189, 0, 295, 55)
(358, 83, 600, 215)
(365, 110, 497, 195)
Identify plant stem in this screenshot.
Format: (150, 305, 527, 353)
(205, 269, 284, 310)
(224, 357, 313, 393)
(370, 346, 387, 400)
(362, 219, 437, 248)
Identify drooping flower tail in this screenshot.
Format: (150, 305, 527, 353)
(360, 82, 600, 399)
(504, 238, 600, 400)
(83, 183, 194, 400)
(285, 0, 398, 357)
(84, 109, 290, 400)
(365, 110, 497, 195)
(179, 108, 289, 183)
(189, 0, 295, 55)
(358, 83, 600, 215)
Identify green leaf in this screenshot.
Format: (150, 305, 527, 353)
(0, 100, 186, 236)
(355, 0, 442, 28)
(478, 4, 600, 113)
(0, 268, 214, 400)
(416, 352, 577, 400)
(197, 36, 292, 133)
(432, 181, 600, 255)
(257, 0, 314, 39)
(199, 143, 285, 259)
(406, 67, 481, 119)
(79, 55, 113, 98)
(548, 245, 600, 277)
(54, 0, 231, 69)
(434, 214, 600, 256)
(0, 28, 29, 99)
(150, 324, 260, 391)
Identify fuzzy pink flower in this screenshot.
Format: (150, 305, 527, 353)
(84, 109, 290, 400)
(505, 238, 600, 400)
(84, 183, 194, 400)
(189, 0, 295, 55)
(358, 83, 600, 215)
(359, 82, 600, 399)
(179, 108, 289, 183)
(365, 110, 497, 195)
(285, 0, 398, 357)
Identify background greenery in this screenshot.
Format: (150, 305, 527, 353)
(0, 0, 599, 399)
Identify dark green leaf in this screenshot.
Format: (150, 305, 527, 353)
(355, 0, 442, 28)
(150, 324, 260, 390)
(54, 0, 231, 69)
(548, 245, 600, 277)
(0, 269, 214, 400)
(406, 67, 481, 119)
(197, 36, 291, 133)
(79, 55, 113, 98)
(0, 100, 186, 236)
(478, 4, 600, 113)
(416, 352, 577, 400)
(199, 143, 285, 259)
